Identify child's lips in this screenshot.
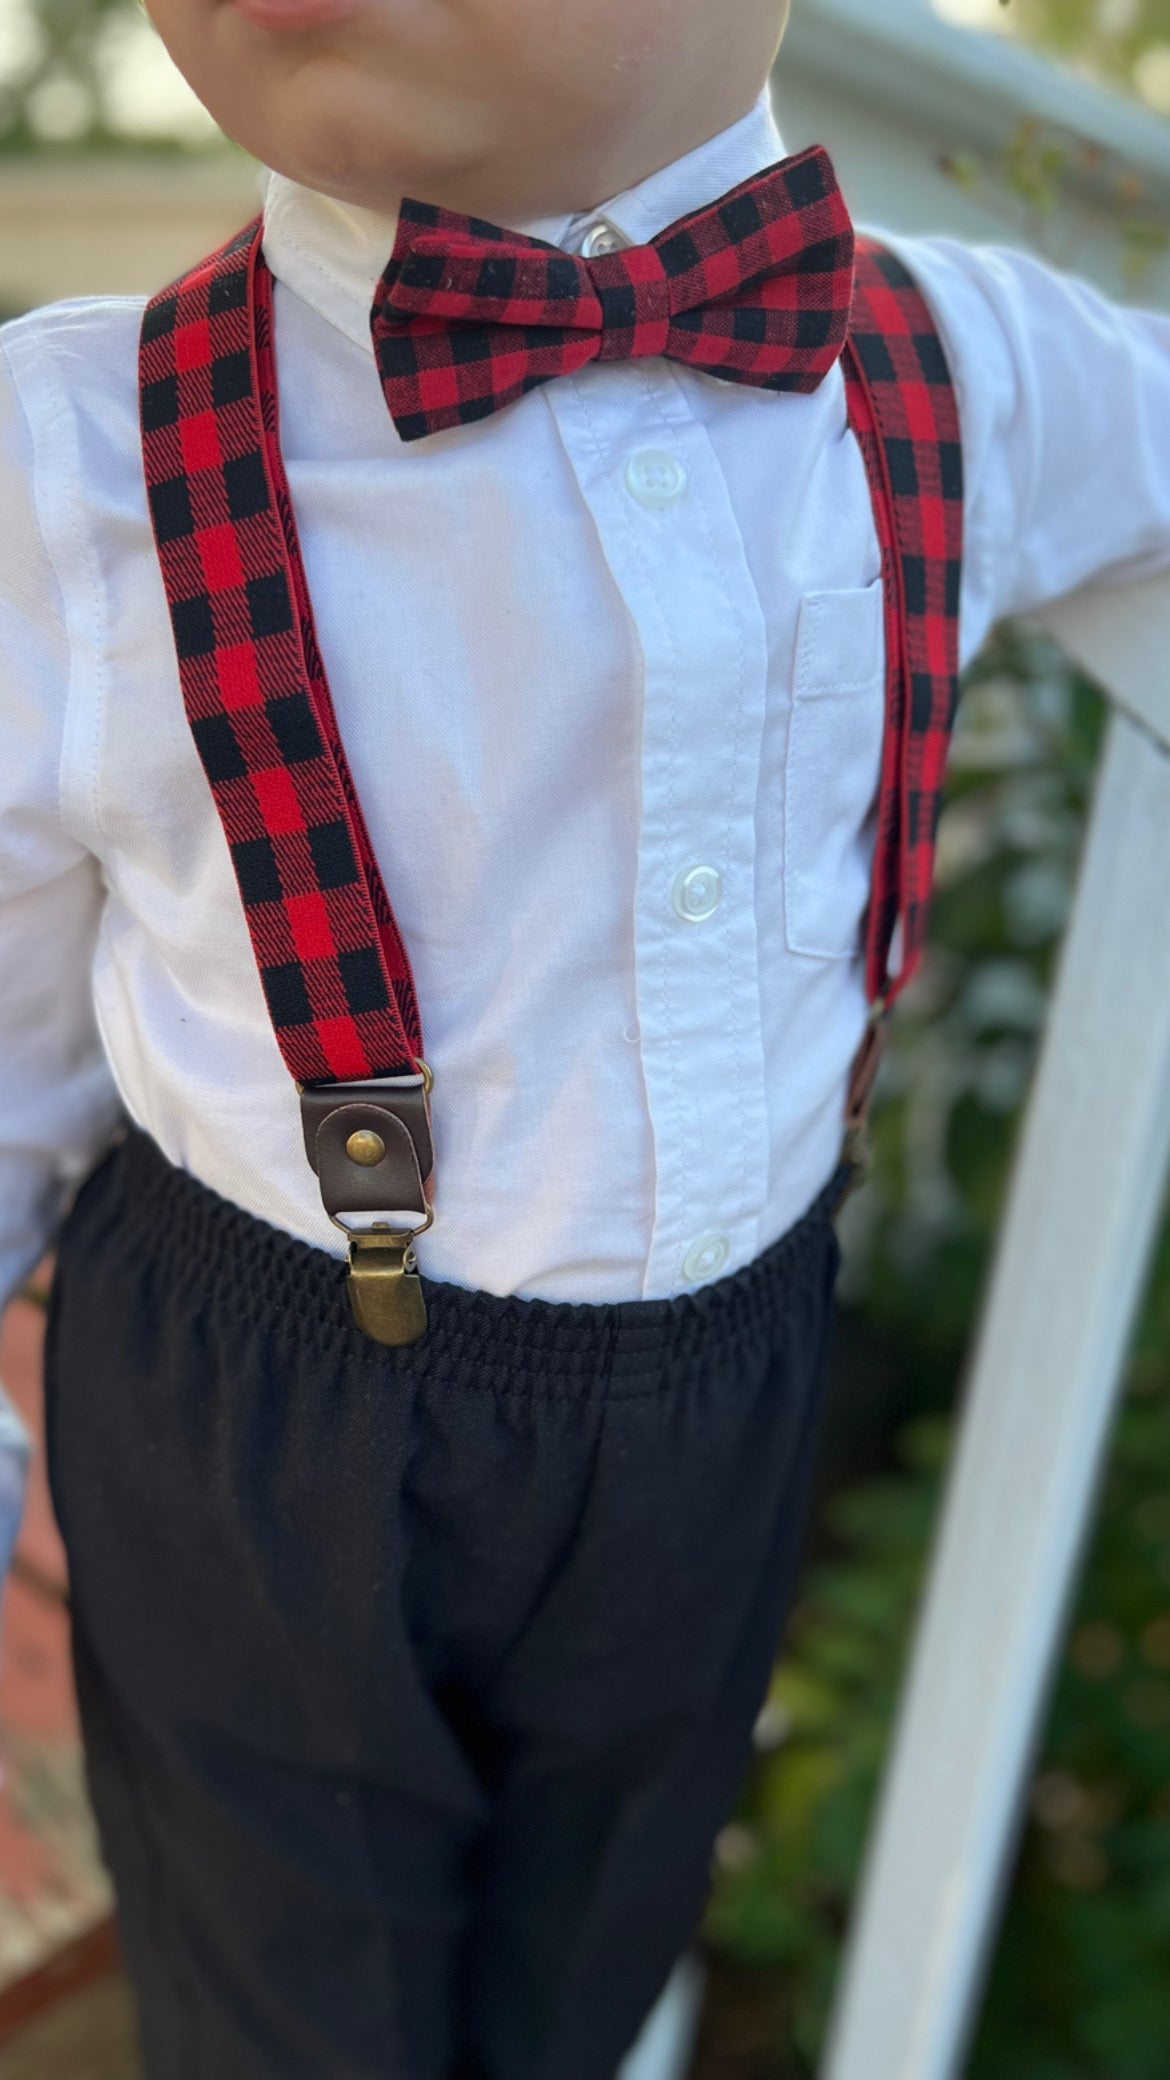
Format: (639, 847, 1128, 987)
(228, 0, 370, 28)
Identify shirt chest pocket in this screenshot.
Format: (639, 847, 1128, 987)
(783, 583, 887, 962)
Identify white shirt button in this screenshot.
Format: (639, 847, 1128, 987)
(580, 219, 626, 258)
(672, 864, 723, 923)
(625, 450, 689, 513)
(681, 1232, 730, 1283)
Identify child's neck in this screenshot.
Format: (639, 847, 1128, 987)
(282, 74, 774, 235)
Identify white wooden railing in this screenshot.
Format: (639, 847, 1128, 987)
(620, 571, 1170, 2080)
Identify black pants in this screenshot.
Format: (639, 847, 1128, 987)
(45, 1127, 845, 2080)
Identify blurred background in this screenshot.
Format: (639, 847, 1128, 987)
(1, 0, 1169, 2074)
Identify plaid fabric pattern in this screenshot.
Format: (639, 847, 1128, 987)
(139, 228, 424, 1085)
(843, 240, 964, 1009)
(371, 146, 856, 442)
(138, 211, 961, 1107)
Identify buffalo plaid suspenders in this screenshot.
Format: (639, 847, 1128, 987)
(840, 243, 965, 1159)
(138, 223, 962, 1348)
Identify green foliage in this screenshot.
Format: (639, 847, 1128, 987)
(942, 121, 1170, 283)
(0, 0, 217, 154)
(706, 639, 1170, 2073)
(1008, 0, 1170, 84)
(708, 1381, 1170, 2075)
(850, 624, 1104, 1355)
(2, 0, 122, 152)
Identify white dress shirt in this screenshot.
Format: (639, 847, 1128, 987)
(2, 84, 1170, 1312)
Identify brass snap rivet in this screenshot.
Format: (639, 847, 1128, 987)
(346, 1128, 386, 1167)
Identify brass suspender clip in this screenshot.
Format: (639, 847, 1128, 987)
(299, 1062, 435, 1349)
(345, 1222, 431, 1348)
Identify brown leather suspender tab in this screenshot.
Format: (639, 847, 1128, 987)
(842, 997, 890, 1183)
(300, 1076, 434, 1212)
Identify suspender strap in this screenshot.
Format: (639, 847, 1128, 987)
(140, 221, 435, 1343)
(139, 218, 963, 1328)
(840, 239, 964, 1158)
(139, 222, 425, 1092)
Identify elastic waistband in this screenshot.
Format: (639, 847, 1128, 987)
(65, 1127, 848, 1391)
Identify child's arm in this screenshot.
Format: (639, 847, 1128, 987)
(878, 233, 1170, 659)
(0, 331, 124, 1568)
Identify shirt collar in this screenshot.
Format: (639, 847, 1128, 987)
(261, 82, 786, 358)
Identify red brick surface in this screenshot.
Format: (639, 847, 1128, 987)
(0, 1283, 112, 2000)
(2, 1294, 67, 1597)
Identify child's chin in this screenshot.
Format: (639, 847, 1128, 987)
(268, 87, 498, 216)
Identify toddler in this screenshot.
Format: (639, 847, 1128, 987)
(2, 0, 1169, 2073)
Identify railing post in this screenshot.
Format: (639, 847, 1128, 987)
(823, 577, 1170, 2080)
(617, 1959, 706, 2080)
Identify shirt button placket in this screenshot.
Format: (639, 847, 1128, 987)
(538, 353, 771, 1302)
(620, 391, 766, 1289)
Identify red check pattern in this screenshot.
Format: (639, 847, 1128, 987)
(139, 227, 424, 1084)
(138, 202, 961, 1107)
(371, 146, 856, 441)
(843, 241, 964, 1008)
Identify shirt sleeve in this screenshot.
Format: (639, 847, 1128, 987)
(877, 231, 1170, 665)
(0, 327, 122, 1317)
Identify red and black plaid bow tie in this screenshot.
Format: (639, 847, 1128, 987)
(371, 145, 855, 442)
